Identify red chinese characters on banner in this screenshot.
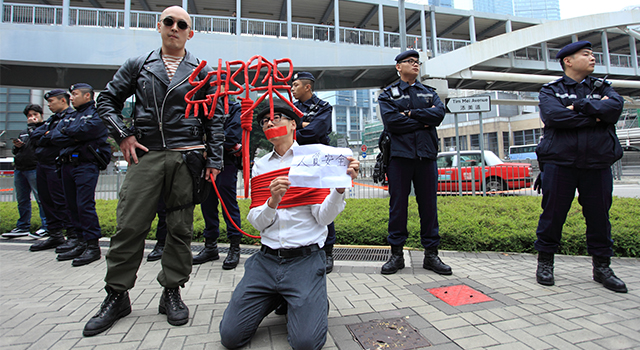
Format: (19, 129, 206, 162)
(184, 56, 304, 198)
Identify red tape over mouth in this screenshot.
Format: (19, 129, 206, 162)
(264, 125, 288, 140)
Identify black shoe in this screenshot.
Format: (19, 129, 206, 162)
(159, 287, 189, 326)
(423, 247, 452, 275)
(274, 301, 288, 316)
(323, 244, 334, 274)
(83, 287, 131, 337)
(72, 240, 101, 267)
(57, 241, 86, 261)
(223, 244, 241, 270)
(593, 256, 627, 293)
(381, 245, 405, 275)
(147, 240, 165, 262)
(29, 230, 65, 251)
(536, 251, 555, 286)
(192, 239, 219, 265)
(56, 237, 80, 254)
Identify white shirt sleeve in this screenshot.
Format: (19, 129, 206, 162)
(247, 199, 278, 232)
(311, 189, 346, 227)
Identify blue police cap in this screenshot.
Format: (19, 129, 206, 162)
(44, 89, 68, 100)
(556, 41, 591, 60)
(69, 83, 93, 92)
(292, 72, 315, 82)
(395, 50, 420, 62)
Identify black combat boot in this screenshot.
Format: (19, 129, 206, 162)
(72, 239, 101, 267)
(147, 240, 165, 262)
(57, 239, 86, 261)
(423, 247, 453, 275)
(223, 237, 241, 270)
(381, 245, 405, 275)
(29, 229, 65, 251)
(192, 238, 220, 265)
(536, 251, 555, 286)
(83, 286, 131, 337)
(159, 287, 189, 326)
(592, 256, 627, 293)
(323, 244, 334, 274)
(56, 229, 80, 254)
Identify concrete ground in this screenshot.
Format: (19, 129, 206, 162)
(1, 240, 639, 350)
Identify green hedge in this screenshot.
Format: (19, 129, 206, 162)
(2, 196, 639, 257)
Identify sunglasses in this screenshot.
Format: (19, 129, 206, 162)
(162, 17, 190, 30)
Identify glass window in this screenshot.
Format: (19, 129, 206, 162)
(470, 134, 480, 150)
(8, 94, 29, 103)
(436, 154, 453, 168)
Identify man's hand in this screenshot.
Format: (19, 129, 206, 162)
(566, 105, 574, 110)
(205, 167, 221, 182)
(268, 176, 290, 208)
(337, 157, 360, 194)
(120, 135, 149, 165)
(12, 139, 24, 148)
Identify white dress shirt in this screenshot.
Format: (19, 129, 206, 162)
(247, 141, 346, 249)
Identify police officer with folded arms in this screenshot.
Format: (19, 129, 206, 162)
(534, 41, 627, 293)
(378, 50, 451, 276)
(49, 83, 111, 267)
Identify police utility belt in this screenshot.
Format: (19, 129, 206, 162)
(57, 152, 89, 165)
(261, 244, 320, 258)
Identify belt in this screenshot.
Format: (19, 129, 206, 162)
(261, 244, 320, 258)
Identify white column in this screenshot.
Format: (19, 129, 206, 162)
(398, 0, 406, 51)
(236, 0, 241, 35)
(62, 0, 70, 26)
(334, 0, 340, 43)
(601, 31, 611, 74)
(420, 9, 427, 56)
(469, 15, 476, 44)
(378, 3, 384, 47)
(182, 0, 188, 11)
(571, 34, 578, 42)
(430, 8, 437, 57)
(286, 0, 292, 39)
(124, 0, 131, 29)
(506, 20, 514, 67)
(630, 35, 638, 76)
(541, 42, 549, 70)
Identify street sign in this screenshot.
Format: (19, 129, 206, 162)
(446, 96, 491, 114)
(362, 152, 367, 158)
(361, 145, 367, 152)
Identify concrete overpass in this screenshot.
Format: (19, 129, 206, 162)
(1, 0, 639, 96)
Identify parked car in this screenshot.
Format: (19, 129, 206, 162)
(436, 150, 532, 193)
(115, 160, 128, 173)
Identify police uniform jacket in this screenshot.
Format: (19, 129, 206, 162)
(31, 107, 74, 166)
(12, 122, 44, 171)
(49, 100, 111, 165)
(294, 94, 332, 145)
(379, 80, 445, 160)
(97, 48, 224, 170)
(223, 102, 242, 167)
(536, 75, 623, 169)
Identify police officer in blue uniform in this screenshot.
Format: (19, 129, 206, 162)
(49, 83, 111, 267)
(378, 50, 451, 276)
(534, 41, 626, 293)
(290, 71, 336, 273)
(192, 101, 243, 269)
(29, 90, 76, 253)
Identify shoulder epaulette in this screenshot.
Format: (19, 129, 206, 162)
(543, 77, 563, 87)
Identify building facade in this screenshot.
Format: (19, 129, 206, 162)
(513, 0, 560, 20)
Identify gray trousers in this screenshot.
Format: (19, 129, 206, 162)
(220, 249, 328, 350)
(105, 151, 194, 292)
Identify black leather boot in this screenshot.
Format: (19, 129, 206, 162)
(192, 239, 219, 265)
(56, 229, 79, 254)
(57, 240, 86, 261)
(223, 237, 241, 270)
(323, 244, 334, 274)
(536, 251, 555, 286)
(147, 240, 165, 262)
(29, 229, 65, 252)
(72, 239, 101, 267)
(83, 286, 131, 337)
(159, 287, 189, 326)
(423, 247, 452, 275)
(381, 245, 405, 275)
(593, 256, 627, 293)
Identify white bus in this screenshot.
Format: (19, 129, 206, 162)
(508, 144, 537, 160)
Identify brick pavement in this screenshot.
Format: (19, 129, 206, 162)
(1, 240, 639, 350)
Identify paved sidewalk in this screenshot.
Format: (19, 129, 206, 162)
(1, 240, 639, 350)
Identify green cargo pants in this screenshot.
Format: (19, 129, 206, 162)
(105, 151, 194, 292)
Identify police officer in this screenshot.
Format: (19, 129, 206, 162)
(290, 71, 336, 273)
(378, 50, 451, 275)
(29, 90, 76, 253)
(192, 101, 243, 269)
(534, 41, 626, 293)
(49, 83, 111, 267)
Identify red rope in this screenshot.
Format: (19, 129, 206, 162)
(209, 173, 260, 239)
(249, 168, 330, 209)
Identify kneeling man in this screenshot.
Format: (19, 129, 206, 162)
(219, 100, 359, 350)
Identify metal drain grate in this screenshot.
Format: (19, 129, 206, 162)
(347, 318, 431, 349)
(334, 247, 390, 262)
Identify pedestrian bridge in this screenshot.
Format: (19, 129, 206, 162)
(1, 1, 639, 95)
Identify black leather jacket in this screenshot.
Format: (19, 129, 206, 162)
(97, 48, 224, 169)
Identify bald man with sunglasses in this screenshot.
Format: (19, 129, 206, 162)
(86, 6, 224, 336)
